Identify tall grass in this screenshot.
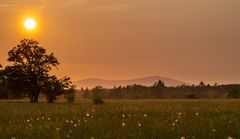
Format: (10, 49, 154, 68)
(0, 100, 239, 139)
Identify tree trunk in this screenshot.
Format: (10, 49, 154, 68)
(30, 95, 34, 103)
(33, 94, 39, 103)
(30, 92, 39, 103)
(48, 98, 54, 103)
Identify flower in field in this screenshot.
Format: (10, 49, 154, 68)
(91, 137, 95, 139)
(227, 137, 234, 139)
(74, 124, 77, 127)
(172, 122, 175, 126)
(69, 130, 72, 133)
(144, 114, 147, 117)
(27, 119, 30, 122)
(122, 122, 126, 126)
(229, 121, 232, 124)
(180, 137, 185, 139)
(212, 129, 216, 132)
(178, 112, 182, 116)
(67, 135, 70, 138)
(175, 119, 178, 123)
(36, 118, 39, 121)
(41, 117, 45, 120)
(86, 113, 90, 117)
(11, 137, 16, 139)
(122, 114, 125, 118)
(138, 122, 142, 127)
(70, 120, 74, 124)
(196, 112, 199, 116)
(48, 117, 51, 120)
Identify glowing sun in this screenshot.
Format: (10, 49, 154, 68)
(24, 18, 36, 30)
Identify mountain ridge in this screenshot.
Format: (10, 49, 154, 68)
(73, 76, 189, 89)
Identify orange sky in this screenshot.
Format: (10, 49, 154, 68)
(0, 0, 240, 84)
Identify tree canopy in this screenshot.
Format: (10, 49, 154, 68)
(5, 39, 60, 102)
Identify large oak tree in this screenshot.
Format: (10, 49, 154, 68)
(6, 39, 59, 102)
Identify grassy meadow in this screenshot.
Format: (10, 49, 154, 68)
(0, 100, 240, 139)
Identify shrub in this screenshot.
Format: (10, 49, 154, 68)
(187, 94, 197, 99)
(226, 88, 239, 99)
(92, 86, 104, 105)
(64, 86, 76, 103)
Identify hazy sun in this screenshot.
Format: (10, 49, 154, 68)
(24, 18, 36, 30)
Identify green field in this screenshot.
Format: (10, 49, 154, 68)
(0, 100, 240, 139)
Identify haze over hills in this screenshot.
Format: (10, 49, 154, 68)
(73, 76, 189, 89)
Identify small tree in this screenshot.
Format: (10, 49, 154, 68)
(0, 65, 9, 99)
(44, 76, 71, 103)
(92, 86, 104, 104)
(153, 80, 165, 88)
(199, 81, 206, 87)
(64, 85, 76, 103)
(226, 88, 239, 99)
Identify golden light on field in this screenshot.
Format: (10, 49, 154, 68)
(24, 18, 36, 30)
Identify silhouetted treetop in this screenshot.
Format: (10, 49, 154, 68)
(6, 39, 60, 102)
(8, 39, 59, 73)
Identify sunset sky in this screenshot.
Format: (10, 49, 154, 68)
(0, 0, 240, 84)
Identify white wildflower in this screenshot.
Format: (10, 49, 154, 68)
(138, 122, 142, 127)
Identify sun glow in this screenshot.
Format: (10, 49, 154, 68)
(24, 18, 36, 30)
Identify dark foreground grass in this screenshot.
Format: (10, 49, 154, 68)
(0, 100, 240, 139)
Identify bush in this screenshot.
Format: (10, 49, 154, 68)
(92, 86, 104, 105)
(93, 97, 104, 105)
(64, 86, 76, 103)
(187, 94, 197, 99)
(226, 88, 239, 99)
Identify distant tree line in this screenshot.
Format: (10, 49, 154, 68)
(0, 39, 75, 103)
(80, 80, 240, 99)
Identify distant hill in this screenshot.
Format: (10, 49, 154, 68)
(73, 76, 188, 89)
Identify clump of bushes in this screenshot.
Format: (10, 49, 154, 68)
(226, 88, 239, 99)
(64, 86, 76, 103)
(187, 94, 197, 99)
(92, 86, 104, 105)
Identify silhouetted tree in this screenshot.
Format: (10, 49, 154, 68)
(44, 76, 71, 103)
(0, 65, 9, 99)
(64, 85, 76, 103)
(153, 80, 165, 88)
(4, 66, 25, 99)
(199, 81, 206, 87)
(226, 88, 239, 98)
(6, 39, 59, 102)
(92, 86, 104, 104)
